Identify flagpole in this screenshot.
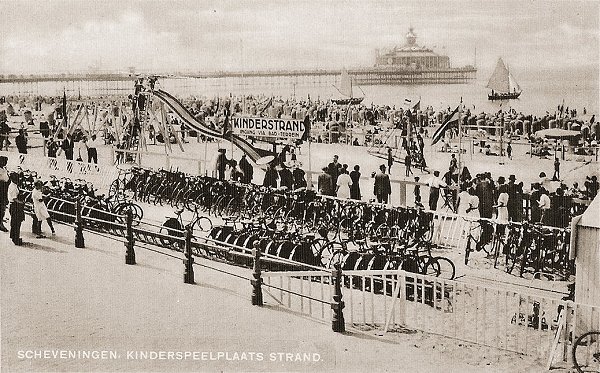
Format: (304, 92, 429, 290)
(458, 99, 463, 176)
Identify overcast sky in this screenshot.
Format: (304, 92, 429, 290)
(0, 0, 598, 75)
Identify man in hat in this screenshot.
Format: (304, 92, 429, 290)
(215, 148, 228, 180)
(507, 174, 523, 222)
(318, 166, 334, 196)
(414, 176, 422, 207)
(239, 154, 253, 184)
(350, 165, 361, 200)
(0, 156, 8, 232)
(262, 162, 278, 189)
(292, 162, 307, 190)
(8, 172, 25, 245)
(374, 164, 391, 204)
(427, 170, 447, 210)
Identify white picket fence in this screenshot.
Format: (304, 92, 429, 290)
(1, 150, 118, 192)
(262, 269, 596, 366)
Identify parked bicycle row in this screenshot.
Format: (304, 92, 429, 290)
(463, 217, 573, 280)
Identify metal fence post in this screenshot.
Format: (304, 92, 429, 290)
(251, 241, 263, 306)
(74, 199, 85, 248)
(331, 264, 345, 333)
(183, 225, 195, 284)
(125, 210, 136, 265)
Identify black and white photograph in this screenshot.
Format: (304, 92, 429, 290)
(0, 1, 599, 372)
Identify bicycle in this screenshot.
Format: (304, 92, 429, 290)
(572, 330, 600, 373)
(159, 206, 213, 249)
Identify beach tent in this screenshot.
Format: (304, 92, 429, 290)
(534, 128, 581, 139)
(573, 195, 600, 307)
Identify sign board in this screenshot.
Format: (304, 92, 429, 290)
(231, 116, 306, 140)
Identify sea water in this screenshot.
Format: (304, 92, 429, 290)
(0, 65, 597, 117)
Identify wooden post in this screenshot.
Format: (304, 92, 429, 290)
(331, 263, 345, 333)
(399, 181, 407, 207)
(125, 210, 136, 265)
(251, 241, 263, 306)
(183, 225, 195, 284)
(74, 199, 85, 248)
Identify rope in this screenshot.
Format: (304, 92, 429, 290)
(84, 228, 128, 243)
(262, 281, 332, 305)
(135, 242, 183, 260)
(81, 215, 127, 228)
(193, 262, 250, 281)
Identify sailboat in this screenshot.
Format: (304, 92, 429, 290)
(331, 70, 364, 105)
(486, 58, 522, 101)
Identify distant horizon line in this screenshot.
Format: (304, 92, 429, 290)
(1, 61, 598, 78)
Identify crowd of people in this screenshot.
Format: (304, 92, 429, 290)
(0, 155, 56, 246)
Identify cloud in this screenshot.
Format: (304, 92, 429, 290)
(0, 0, 597, 74)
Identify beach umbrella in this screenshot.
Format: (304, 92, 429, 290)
(534, 128, 581, 139)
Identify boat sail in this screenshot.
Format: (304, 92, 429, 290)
(331, 70, 364, 105)
(486, 58, 521, 100)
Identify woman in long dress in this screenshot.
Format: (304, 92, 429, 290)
(455, 183, 471, 216)
(466, 187, 481, 243)
(32, 180, 55, 237)
(336, 169, 352, 199)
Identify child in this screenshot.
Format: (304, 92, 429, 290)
(32, 180, 55, 238)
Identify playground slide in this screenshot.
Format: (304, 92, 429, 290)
(151, 89, 272, 163)
(223, 132, 273, 163)
(152, 89, 222, 138)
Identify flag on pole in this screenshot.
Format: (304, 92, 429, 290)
(62, 90, 68, 127)
(431, 106, 459, 145)
(258, 96, 273, 115)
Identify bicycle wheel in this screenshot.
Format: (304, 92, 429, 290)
(464, 235, 474, 265)
(573, 331, 600, 373)
(194, 216, 213, 232)
(425, 257, 456, 280)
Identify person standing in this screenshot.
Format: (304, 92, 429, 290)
(8, 172, 25, 245)
(530, 183, 542, 223)
(0, 156, 8, 232)
(279, 164, 294, 190)
(262, 163, 279, 189)
(239, 154, 254, 184)
(292, 162, 307, 190)
(215, 148, 228, 180)
(449, 154, 457, 174)
(427, 170, 447, 211)
(15, 128, 27, 154)
(228, 160, 244, 182)
(538, 188, 551, 224)
(87, 134, 100, 164)
(374, 164, 391, 204)
(506, 175, 523, 222)
(31, 180, 55, 238)
(404, 152, 412, 177)
(413, 176, 422, 207)
(553, 157, 560, 181)
(76, 135, 89, 162)
(336, 168, 352, 199)
(317, 167, 334, 196)
(455, 183, 471, 216)
(349, 165, 361, 200)
(495, 178, 509, 225)
(465, 187, 481, 244)
(506, 143, 512, 160)
(327, 155, 342, 187)
(387, 148, 394, 172)
(60, 133, 75, 160)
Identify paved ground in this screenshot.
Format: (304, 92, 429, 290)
(0, 220, 560, 372)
